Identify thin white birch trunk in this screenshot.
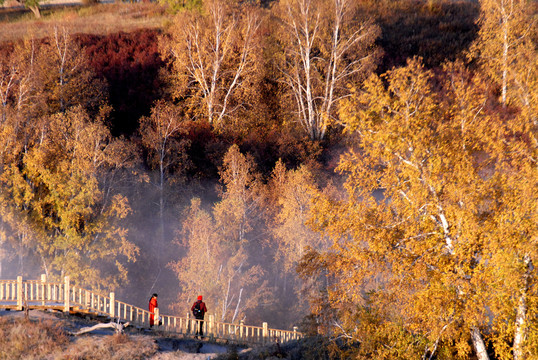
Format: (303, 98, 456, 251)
(174, 1, 257, 126)
(501, 18, 508, 106)
(471, 326, 490, 360)
(280, 0, 376, 140)
(513, 254, 531, 360)
(231, 287, 243, 323)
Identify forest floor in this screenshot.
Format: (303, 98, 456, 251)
(0, 309, 252, 359)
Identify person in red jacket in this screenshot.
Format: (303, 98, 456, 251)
(149, 293, 158, 328)
(191, 295, 207, 338)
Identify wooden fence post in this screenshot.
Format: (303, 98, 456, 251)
(240, 319, 244, 339)
(85, 290, 90, 309)
(40, 274, 47, 306)
(208, 314, 214, 338)
(293, 326, 298, 339)
(109, 292, 115, 318)
(154, 307, 160, 326)
(16, 276, 23, 310)
(262, 322, 268, 344)
(63, 276, 70, 313)
(187, 312, 191, 334)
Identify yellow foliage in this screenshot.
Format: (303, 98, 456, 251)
(303, 56, 538, 358)
(169, 146, 271, 323)
(470, 0, 537, 108)
(0, 106, 138, 290)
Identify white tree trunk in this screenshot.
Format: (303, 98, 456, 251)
(231, 287, 243, 323)
(177, 2, 258, 127)
(281, 0, 376, 140)
(28, 4, 41, 18)
(513, 254, 531, 360)
(514, 291, 527, 360)
(70, 321, 130, 335)
(471, 326, 490, 360)
(501, 21, 508, 106)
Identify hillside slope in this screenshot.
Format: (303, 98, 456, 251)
(0, 309, 241, 359)
(0, 2, 167, 43)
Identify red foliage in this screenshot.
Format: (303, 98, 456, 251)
(76, 29, 165, 136)
(181, 120, 231, 180)
(0, 42, 15, 60)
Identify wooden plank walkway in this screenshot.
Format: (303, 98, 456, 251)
(0, 276, 303, 345)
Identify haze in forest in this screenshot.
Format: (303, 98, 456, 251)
(0, 0, 536, 358)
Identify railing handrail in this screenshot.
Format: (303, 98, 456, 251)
(0, 276, 303, 345)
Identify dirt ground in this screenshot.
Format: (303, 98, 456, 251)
(0, 309, 245, 359)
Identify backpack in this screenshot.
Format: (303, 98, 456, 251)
(193, 301, 203, 318)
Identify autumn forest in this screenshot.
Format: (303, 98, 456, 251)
(0, 0, 537, 358)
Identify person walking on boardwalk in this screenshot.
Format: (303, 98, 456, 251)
(149, 293, 158, 328)
(191, 295, 207, 338)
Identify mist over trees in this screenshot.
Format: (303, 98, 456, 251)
(0, 0, 537, 358)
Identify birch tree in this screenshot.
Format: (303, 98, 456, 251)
(213, 144, 266, 248)
(266, 161, 330, 326)
(486, 155, 538, 360)
(301, 58, 506, 359)
(162, 0, 261, 129)
(0, 50, 19, 125)
(1, 107, 138, 289)
(274, 0, 380, 140)
(270, 162, 323, 273)
(37, 26, 107, 116)
(0, 38, 39, 126)
(0, 0, 42, 18)
(169, 145, 266, 322)
(470, 0, 537, 108)
(211, 145, 270, 322)
(483, 98, 538, 360)
(169, 200, 266, 323)
(0, 39, 40, 278)
(470, 2, 538, 358)
(139, 101, 189, 290)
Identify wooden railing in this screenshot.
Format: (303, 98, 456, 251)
(0, 276, 303, 345)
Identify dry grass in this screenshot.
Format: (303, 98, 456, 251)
(0, 316, 159, 360)
(0, 317, 69, 360)
(62, 333, 159, 360)
(0, 2, 169, 43)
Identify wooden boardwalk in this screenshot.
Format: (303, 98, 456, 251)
(0, 276, 302, 345)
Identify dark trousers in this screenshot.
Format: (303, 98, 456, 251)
(195, 318, 204, 337)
